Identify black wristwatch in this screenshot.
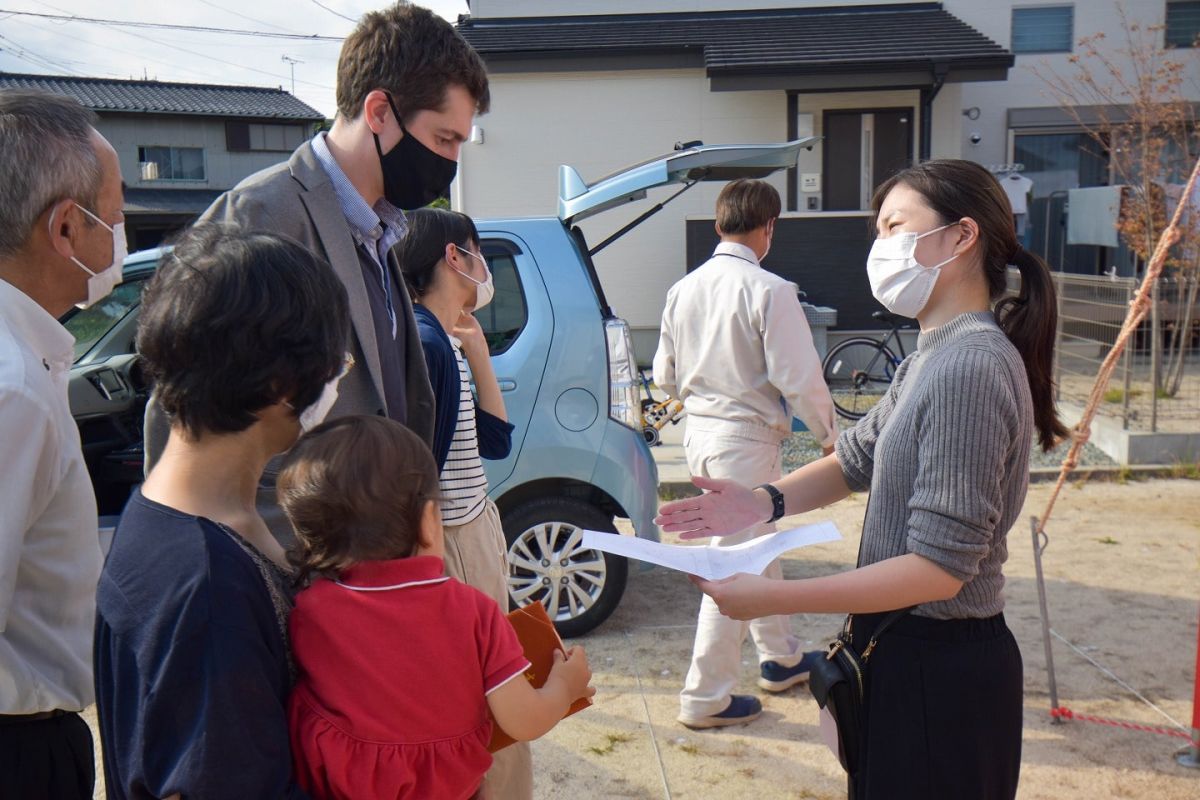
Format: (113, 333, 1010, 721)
(756, 483, 785, 523)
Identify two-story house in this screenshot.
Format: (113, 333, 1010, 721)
(454, 1, 1200, 359)
(0, 72, 325, 250)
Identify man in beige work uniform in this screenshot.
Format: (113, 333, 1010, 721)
(653, 179, 837, 729)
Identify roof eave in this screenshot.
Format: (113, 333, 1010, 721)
(91, 107, 325, 122)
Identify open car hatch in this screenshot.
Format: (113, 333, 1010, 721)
(558, 138, 816, 226)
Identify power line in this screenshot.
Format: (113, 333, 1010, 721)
(195, 0, 296, 34)
(308, 0, 357, 24)
(7, 15, 275, 87)
(0, 31, 85, 75)
(9, 8, 337, 91)
(0, 9, 343, 41)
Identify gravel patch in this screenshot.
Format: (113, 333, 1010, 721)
(781, 429, 1115, 474)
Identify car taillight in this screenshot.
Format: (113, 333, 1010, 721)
(604, 317, 641, 430)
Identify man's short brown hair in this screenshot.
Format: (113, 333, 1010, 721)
(715, 179, 781, 235)
(335, 1, 490, 121)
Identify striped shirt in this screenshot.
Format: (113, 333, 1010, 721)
(439, 338, 488, 525)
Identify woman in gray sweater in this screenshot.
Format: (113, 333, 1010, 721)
(656, 159, 1068, 800)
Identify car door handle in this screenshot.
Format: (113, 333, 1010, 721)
(498, 379, 517, 392)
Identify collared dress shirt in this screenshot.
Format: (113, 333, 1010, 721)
(0, 278, 101, 714)
(310, 131, 412, 423)
(653, 241, 837, 447)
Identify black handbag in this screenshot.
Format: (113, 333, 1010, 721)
(808, 608, 911, 774)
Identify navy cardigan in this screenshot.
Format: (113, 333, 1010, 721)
(413, 305, 515, 472)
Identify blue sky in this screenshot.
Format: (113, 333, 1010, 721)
(0, 1, 471, 117)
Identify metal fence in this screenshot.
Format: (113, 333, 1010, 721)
(1006, 269, 1200, 432)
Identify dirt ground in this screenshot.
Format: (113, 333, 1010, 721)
(84, 479, 1200, 799)
(528, 479, 1200, 799)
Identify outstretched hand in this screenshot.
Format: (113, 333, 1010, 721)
(689, 572, 781, 620)
(654, 476, 767, 540)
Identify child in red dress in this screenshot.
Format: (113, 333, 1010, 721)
(277, 415, 595, 800)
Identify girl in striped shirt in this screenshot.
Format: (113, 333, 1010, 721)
(397, 209, 529, 798)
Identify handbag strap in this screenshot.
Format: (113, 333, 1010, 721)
(860, 606, 914, 661)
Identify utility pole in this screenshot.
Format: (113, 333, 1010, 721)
(280, 55, 302, 95)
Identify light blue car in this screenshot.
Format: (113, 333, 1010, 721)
(471, 139, 811, 635)
(66, 140, 810, 636)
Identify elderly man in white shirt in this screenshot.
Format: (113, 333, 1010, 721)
(0, 91, 123, 799)
(654, 178, 836, 729)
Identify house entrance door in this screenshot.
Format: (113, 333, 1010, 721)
(823, 108, 914, 211)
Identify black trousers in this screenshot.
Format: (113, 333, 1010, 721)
(0, 712, 95, 800)
(848, 613, 1023, 800)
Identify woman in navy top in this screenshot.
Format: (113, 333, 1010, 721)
(93, 224, 350, 799)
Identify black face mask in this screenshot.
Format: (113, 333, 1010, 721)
(373, 94, 458, 210)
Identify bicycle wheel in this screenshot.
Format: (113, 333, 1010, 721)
(822, 338, 897, 420)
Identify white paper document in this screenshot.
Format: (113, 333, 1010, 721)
(580, 522, 841, 581)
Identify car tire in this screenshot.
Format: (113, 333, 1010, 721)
(502, 497, 628, 638)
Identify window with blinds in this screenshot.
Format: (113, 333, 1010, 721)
(1011, 5, 1074, 54)
(1166, 1, 1200, 48)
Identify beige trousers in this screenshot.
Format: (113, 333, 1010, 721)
(678, 425, 804, 720)
(443, 498, 533, 800)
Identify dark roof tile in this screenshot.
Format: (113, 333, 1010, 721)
(0, 72, 324, 120)
(459, 4, 1011, 74)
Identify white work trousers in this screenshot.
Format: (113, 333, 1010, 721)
(678, 424, 803, 719)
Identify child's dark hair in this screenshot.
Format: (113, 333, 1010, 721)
(278, 415, 441, 585)
(395, 207, 480, 299)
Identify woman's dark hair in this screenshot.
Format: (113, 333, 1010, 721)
(277, 415, 441, 585)
(395, 207, 480, 299)
(870, 159, 1068, 451)
(137, 223, 350, 438)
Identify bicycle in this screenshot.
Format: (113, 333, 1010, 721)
(821, 310, 913, 420)
(638, 368, 683, 446)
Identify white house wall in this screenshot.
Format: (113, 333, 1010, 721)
(949, 0, 1182, 166)
(457, 70, 946, 355)
(458, 68, 787, 357)
(461, 1, 1200, 359)
(97, 115, 296, 191)
(472, 0, 1197, 168)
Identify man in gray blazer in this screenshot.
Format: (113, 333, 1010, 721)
(145, 5, 489, 540)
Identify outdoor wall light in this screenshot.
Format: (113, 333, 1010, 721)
(963, 107, 981, 120)
(969, 132, 983, 145)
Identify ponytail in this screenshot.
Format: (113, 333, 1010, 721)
(995, 247, 1069, 451)
(872, 160, 1072, 451)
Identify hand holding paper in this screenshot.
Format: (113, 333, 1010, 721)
(580, 521, 841, 581)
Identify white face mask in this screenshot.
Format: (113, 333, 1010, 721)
(452, 245, 494, 310)
(296, 379, 340, 432)
(289, 354, 353, 432)
(53, 203, 127, 309)
(866, 223, 959, 318)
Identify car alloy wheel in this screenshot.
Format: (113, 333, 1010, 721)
(507, 520, 606, 623)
